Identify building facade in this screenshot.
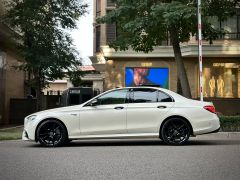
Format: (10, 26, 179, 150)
(0, 1, 26, 125)
(93, 0, 240, 115)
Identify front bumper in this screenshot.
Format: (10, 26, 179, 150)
(22, 130, 29, 141)
(22, 118, 38, 141)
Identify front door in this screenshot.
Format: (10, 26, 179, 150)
(80, 89, 129, 135)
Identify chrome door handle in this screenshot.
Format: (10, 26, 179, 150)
(157, 106, 167, 109)
(70, 113, 77, 116)
(114, 106, 124, 110)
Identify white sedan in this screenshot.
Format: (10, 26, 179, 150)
(23, 87, 220, 147)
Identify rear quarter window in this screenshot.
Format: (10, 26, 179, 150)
(158, 91, 174, 102)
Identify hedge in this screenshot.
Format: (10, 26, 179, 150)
(219, 116, 240, 132)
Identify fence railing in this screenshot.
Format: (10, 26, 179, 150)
(218, 32, 240, 40)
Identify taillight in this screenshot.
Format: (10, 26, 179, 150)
(204, 105, 216, 113)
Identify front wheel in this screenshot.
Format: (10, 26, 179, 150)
(161, 118, 191, 145)
(37, 120, 67, 147)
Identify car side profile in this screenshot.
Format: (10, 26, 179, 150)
(22, 87, 220, 147)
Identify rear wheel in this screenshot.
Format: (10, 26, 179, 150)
(161, 118, 191, 145)
(37, 120, 67, 147)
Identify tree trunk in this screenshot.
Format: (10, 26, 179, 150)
(169, 27, 192, 98)
(26, 71, 31, 96)
(35, 71, 42, 111)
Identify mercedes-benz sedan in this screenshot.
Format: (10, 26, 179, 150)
(23, 87, 220, 147)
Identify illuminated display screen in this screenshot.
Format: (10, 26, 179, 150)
(125, 67, 169, 88)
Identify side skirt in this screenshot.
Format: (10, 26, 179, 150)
(69, 133, 159, 140)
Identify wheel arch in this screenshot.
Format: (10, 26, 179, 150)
(159, 115, 193, 138)
(35, 118, 69, 142)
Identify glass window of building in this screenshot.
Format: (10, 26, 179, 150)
(208, 9, 240, 40)
(95, 26, 101, 52)
(202, 63, 240, 98)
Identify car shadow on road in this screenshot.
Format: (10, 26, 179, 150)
(25, 139, 240, 148)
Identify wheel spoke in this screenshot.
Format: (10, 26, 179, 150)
(52, 123, 56, 130)
(167, 132, 174, 140)
(177, 124, 185, 131)
(54, 126, 60, 132)
(179, 130, 187, 137)
(170, 122, 177, 129)
(39, 133, 49, 136)
(39, 135, 49, 143)
(52, 135, 55, 146)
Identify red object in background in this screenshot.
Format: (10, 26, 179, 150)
(79, 66, 95, 71)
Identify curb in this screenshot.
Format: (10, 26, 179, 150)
(219, 132, 240, 138)
(196, 132, 240, 139)
(0, 125, 23, 131)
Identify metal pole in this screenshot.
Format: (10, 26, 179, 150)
(198, 0, 203, 101)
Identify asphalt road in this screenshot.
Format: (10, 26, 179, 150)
(0, 133, 240, 180)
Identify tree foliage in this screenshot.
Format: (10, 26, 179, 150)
(5, 0, 87, 109)
(98, 0, 238, 98)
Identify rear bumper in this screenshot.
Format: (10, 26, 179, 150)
(193, 115, 220, 136)
(200, 127, 220, 135)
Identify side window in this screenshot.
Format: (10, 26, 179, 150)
(158, 91, 173, 102)
(131, 88, 158, 103)
(97, 89, 128, 105)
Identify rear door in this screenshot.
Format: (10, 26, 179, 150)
(127, 88, 174, 133)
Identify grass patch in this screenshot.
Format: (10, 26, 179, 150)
(0, 126, 23, 140)
(219, 116, 240, 132)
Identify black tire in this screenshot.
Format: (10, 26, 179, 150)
(65, 139, 72, 144)
(37, 119, 67, 147)
(161, 118, 191, 145)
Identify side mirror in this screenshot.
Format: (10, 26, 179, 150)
(89, 99, 98, 106)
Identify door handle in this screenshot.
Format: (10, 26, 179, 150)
(114, 106, 124, 110)
(157, 105, 167, 109)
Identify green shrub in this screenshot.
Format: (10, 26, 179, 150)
(219, 116, 240, 132)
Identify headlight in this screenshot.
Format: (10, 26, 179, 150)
(26, 115, 37, 123)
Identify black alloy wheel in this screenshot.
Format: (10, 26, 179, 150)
(37, 120, 67, 147)
(161, 118, 191, 145)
